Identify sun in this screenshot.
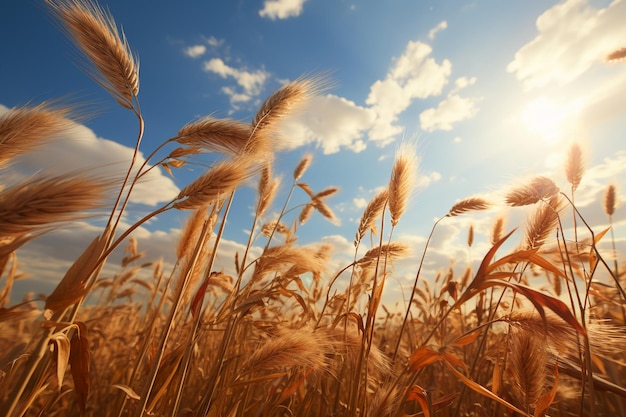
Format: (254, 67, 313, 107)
(521, 97, 567, 145)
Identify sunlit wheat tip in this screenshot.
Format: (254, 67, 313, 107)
(524, 195, 562, 250)
(174, 158, 256, 210)
(357, 242, 410, 266)
(447, 197, 490, 217)
(606, 47, 626, 62)
(248, 76, 326, 156)
(241, 329, 330, 375)
(293, 153, 312, 180)
(355, 189, 389, 245)
(0, 174, 110, 236)
(505, 176, 559, 207)
(48, 0, 140, 109)
(312, 199, 339, 224)
(565, 142, 584, 192)
(605, 184, 616, 216)
(175, 117, 251, 156)
(508, 327, 547, 408)
(0, 103, 74, 167)
(491, 216, 505, 245)
(299, 203, 314, 225)
(388, 142, 417, 226)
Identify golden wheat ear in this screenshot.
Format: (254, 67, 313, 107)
(388, 142, 417, 226)
(0, 174, 110, 236)
(505, 176, 559, 207)
(0, 103, 75, 168)
(174, 117, 251, 156)
(47, 0, 140, 109)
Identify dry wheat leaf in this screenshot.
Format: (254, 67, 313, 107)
(50, 333, 71, 390)
(407, 385, 432, 417)
(112, 384, 141, 400)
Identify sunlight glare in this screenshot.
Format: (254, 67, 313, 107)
(521, 97, 567, 145)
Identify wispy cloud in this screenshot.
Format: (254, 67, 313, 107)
(259, 0, 307, 20)
(507, 0, 626, 90)
(428, 21, 448, 40)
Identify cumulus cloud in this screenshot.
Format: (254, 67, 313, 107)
(203, 58, 269, 104)
(0, 106, 179, 206)
(278, 94, 375, 154)
(420, 94, 481, 132)
(259, 0, 307, 20)
(366, 41, 452, 144)
(508, 0, 626, 89)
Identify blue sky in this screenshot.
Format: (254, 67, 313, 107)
(2, 0, 626, 305)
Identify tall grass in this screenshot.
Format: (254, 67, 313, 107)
(1, 1, 625, 416)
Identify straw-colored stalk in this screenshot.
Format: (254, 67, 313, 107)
(47, 0, 139, 110)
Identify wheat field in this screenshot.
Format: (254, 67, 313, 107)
(1, 1, 625, 416)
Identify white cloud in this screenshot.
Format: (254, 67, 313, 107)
(366, 41, 452, 143)
(184, 44, 206, 58)
(428, 21, 448, 40)
(0, 106, 179, 207)
(203, 58, 269, 103)
(278, 94, 375, 154)
(419, 94, 481, 132)
(353, 198, 368, 209)
(259, 0, 307, 20)
(507, 0, 626, 89)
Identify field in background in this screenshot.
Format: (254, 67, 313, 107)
(1, 1, 625, 416)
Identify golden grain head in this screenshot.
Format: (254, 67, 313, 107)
(293, 153, 313, 180)
(355, 189, 389, 246)
(604, 184, 616, 216)
(174, 117, 251, 155)
(606, 47, 626, 62)
(565, 142, 584, 191)
(447, 197, 491, 217)
(0, 103, 74, 167)
(48, 0, 140, 109)
(388, 142, 417, 226)
(505, 176, 559, 207)
(523, 194, 563, 250)
(0, 174, 111, 236)
(173, 157, 257, 210)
